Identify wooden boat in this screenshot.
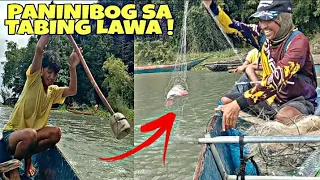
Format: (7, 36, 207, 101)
(194, 110, 320, 180)
(203, 60, 242, 72)
(68, 106, 83, 111)
(204, 63, 229, 72)
(194, 80, 320, 179)
(134, 57, 208, 74)
(67, 109, 93, 115)
(0, 131, 80, 180)
(205, 58, 320, 73)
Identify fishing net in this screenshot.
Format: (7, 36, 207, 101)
(164, 1, 243, 103)
(205, 5, 242, 62)
(135, 2, 191, 149)
(159, 1, 193, 143)
(242, 110, 320, 176)
(135, 2, 267, 179)
(164, 1, 189, 102)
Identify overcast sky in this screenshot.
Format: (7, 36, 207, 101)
(0, 1, 96, 102)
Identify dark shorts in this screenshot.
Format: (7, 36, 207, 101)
(224, 93, 315, 120)
(2, 130, 14, 155)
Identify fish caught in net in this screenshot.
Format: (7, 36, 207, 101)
(165, 1, 190, 108)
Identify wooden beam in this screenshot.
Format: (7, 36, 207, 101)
(0, 159, 22, 173)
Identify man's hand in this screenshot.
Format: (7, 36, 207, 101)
(229, 68, 237, 73)
(31, 35, 51, 74)
(217, 100, 240, 131)
(202, 1, 213, 9)
(68, 48, 82, 68)
(62, 48, 82, 97)
(236, 65, 246, 73)
(229, 66, 246, 73)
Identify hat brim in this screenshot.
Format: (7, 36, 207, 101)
(249, 11, 279, 20)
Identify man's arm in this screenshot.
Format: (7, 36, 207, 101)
(245, 64, 260, 81)
(231, 60, 249, 73)
(236, 49, 259, 73)
(239, 60, 250, 71)
(62, 66, 77, 97)
(30, 35, 50, 74)
(236, 35, 309, 110)
(203, 1, 261, 50)
(62, 49, 81, 97)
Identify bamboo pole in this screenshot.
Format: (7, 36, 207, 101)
(67, 35, 115, 115)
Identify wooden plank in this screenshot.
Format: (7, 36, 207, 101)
(0, 159, 21, 173)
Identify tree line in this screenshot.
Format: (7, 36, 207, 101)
(135, 0, 320, 65)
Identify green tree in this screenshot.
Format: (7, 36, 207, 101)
(102, 55, 134, 111)
(293, 0, 320, 36)
(3, 37, 38, 97)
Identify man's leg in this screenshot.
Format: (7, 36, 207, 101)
(25, 126, 61, 176)
(6, 129, 37, 180)
(229, 73, 252, 94)
(275, 97, 315, 125)
(275, 106, 303, 125)
(220, 93, 242, 105)
(245, 64, 259, 82)
(33, 127, 61, 154)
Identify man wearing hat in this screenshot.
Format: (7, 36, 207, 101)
(203, 0, 317, 130)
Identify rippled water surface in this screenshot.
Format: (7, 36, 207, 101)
(134, 71, 240, 179)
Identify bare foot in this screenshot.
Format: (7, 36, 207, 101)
(9, 168, 20, 180)
(25, 157, 36, 177)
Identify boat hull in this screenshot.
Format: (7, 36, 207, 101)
(194, 115, 236, 180)
(194, 113, 259, 180)
(67, 109, 93, 115)
(134, 57, 206, 74)
(204, 64, 229, 72)
(0, 135, 79, 180)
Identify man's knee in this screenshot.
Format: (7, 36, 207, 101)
(19, 129, 37, 145)
(221, 97, 233, 105)
(50, 127, 61, 143)
(275, 106, 302, 125)
(8, 129, 37, 153)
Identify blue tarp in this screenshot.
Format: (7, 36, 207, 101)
(198, 112, 259, 180)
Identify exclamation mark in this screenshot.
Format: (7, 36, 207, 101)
(167, 19, 174, 35)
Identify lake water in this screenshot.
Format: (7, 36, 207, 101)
(134, 71, 241, 179)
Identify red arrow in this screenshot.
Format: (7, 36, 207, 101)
(100, 112, 176, 167)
